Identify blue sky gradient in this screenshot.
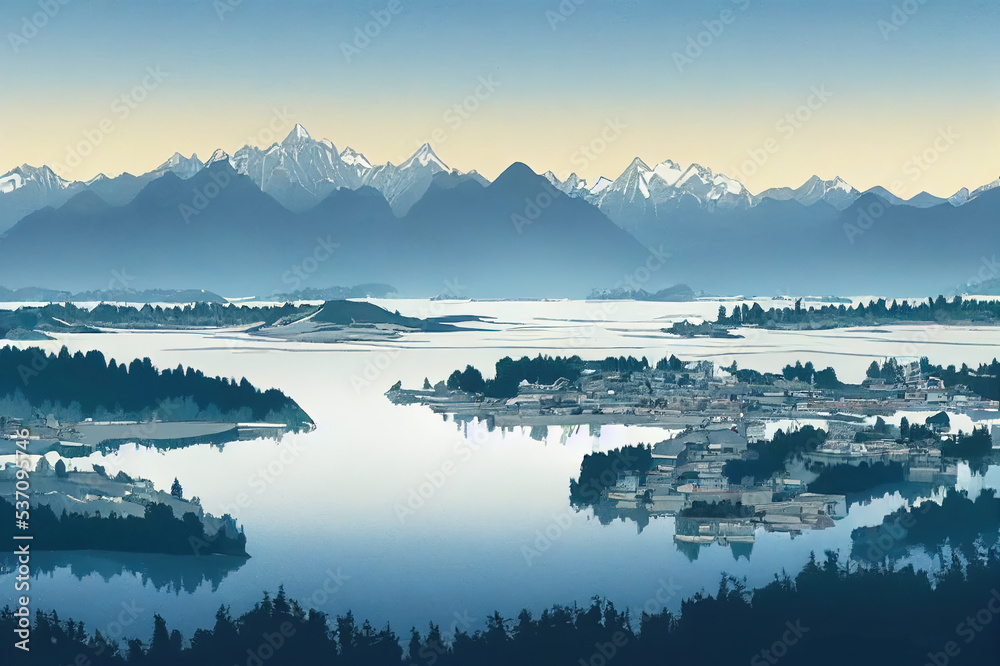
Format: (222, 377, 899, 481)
(1, 0, 997, 195)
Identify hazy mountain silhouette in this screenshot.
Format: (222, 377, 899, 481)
(0, 162, 655, 297)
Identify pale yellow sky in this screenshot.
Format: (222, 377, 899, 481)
(8, 100, 995, 199)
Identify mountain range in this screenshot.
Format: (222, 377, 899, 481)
(1, 124, 998, 297)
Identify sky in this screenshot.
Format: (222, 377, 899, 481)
(0, 0, 997, 197)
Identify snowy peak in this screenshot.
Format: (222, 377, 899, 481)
(543, 171, 588, 196)
(651, 159, 684, 186)
(401, 143, 450, 172)
(756, 175, 859, 210)
(282, 123, 312, 145)
(590, 156, 752, 216)
(340, 147, 372, 169)
(0, 164, 71, 195)
(154, 152, 204, 179)
(207, 149, 232, 166)
(949, 187, 971, 207)
(590, 176, 613, 195)
(971, 177, 1000, 199)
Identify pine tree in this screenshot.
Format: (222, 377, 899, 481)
(170, 477, 183, 500)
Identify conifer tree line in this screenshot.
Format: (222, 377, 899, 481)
(2, 550, 997, 665)
(0, 345, 308, 423)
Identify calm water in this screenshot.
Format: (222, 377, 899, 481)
(2, 299, 999, 640)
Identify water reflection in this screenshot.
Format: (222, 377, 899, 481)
(0, 550, 247, 594)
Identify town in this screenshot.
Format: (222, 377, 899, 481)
(389, 354, 1000, 557)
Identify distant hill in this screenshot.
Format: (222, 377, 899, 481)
(0, 162, 656, 298)
(588, 284, 697, 301)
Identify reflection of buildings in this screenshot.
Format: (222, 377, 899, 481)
(752, 493, 846, 534)
(592, 422, 851, 554)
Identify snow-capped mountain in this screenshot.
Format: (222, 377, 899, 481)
(0, 153, 209, 232)
(970, 177, 1000, 200)
(358, 143, 454, 215)
(0, 128, 995, 237)
(589, 177, 613, 195)
(948, 188, 971, 207)
(0, 164, 72, 196)
(543, 171, 589, 196)
(755, 175, 860, 210)
(154, 152, 204, 179)
(228, 125, 359, 212)
(0, 165, 80, 232)
(225, 125, 459, 214)
(584, 156, 753, 231)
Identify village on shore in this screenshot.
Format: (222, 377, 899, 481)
(389, 356, 1000, 555)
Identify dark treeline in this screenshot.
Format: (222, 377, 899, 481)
(0, 497, 247, 556)
(445, 354, 688, 399)
(446, 355, 585, 399)
(599, 355, 650, 374)
(717, 294, 1000, 328)
(921, 357, 1000, 401)
(0, 345, 309, 424)
(680, 499, 753, 518)
(853, 489, 1000, 561)
(0, 301, 316, 337)
(781, 360, 842, 387)
(569, 445, 652, 507)
(808, 461, 906, 494)
(941, 427, 994, 458)
(3, 551, 999, 665)
(724, 426, 827, 484)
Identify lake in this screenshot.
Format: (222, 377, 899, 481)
(2, 298, 999, 640)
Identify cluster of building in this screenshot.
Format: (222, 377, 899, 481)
(603, 423, 848, 550)
(390, 357, 1000, 432)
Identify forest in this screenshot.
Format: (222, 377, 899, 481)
(716, 294, 1000, 328)
(0, 301, 317, 337)
(0, 345, 310, 425)
(2, 550, 997, 665)
(0, 497, 248, 556)
(852, 488, 1000, 561)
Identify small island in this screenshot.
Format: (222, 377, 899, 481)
(0, 299, 484, 343)
(0, 345, 313, 454)
(665, 294, 1000, 338)
(0, 457, 247, 556)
